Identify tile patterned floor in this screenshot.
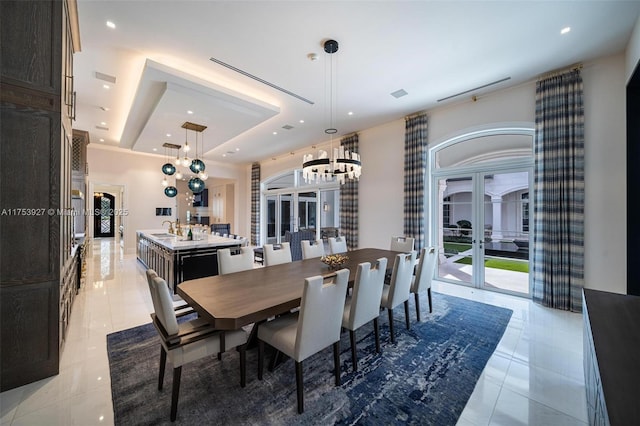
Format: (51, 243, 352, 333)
(0, 238, 588, 425)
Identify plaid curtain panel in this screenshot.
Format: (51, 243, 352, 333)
(532, 68, 585, 312)
(404, 113, 428, 251)
(251, 162, 260, 246)
(339, 134, 359, 250)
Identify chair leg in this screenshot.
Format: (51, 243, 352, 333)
(296, 361, 304, 414)
(428, 287, 433, 313)
(170, 366, 182, 422)
(238, 344, 246, 388)
(333, 341, 341, 385)
(349, 330, 357, 372)
(373, 318, 381, 353)
(404, 300, 410, 330)
(388, 308, 395, 343)
(414, 292, 421, 322)
(158, 347, 167, 390)
(258, 340, 264, 380)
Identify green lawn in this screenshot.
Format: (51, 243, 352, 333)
(443, 242, 529, 273)
(453, 256, 529, 273)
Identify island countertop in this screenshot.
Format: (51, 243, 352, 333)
(136, 229, 241, 251)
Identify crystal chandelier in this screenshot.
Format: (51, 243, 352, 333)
(302, 39, 361, 185)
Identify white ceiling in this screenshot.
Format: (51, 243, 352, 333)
(74, 0, 640, 165)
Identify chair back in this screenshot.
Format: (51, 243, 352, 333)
(347, 258, 388, 330)
(383, 251, 417, 309)
(390, 236, 415, 252)
(217, 247, 254, 275)
(263, 242, 293, 266)
(411, 247, 437, 293)
(301, 239, 325, 259)
(149, 276, 180, 335)
(328, 236, 347, 254)
(284, 230, 316, 261)
(145, 269, 160, 312)
(295, 269, 349, 361)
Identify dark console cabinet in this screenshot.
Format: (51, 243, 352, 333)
(583, 289, 640, 425)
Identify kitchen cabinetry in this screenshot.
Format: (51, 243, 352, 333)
(0, 0, 81, 391)
(211, 183, 235, 228)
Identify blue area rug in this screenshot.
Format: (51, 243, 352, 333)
(107, 292, 512, 425)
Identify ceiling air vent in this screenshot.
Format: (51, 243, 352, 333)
(391, 89, 408, 98)
(95, 125, 109, 131)
(282, 124, 294, 130)
(95, 71, 116, 84)
(437, 77, 511, 102)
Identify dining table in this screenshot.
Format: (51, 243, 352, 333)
(177, 248, 404, 332)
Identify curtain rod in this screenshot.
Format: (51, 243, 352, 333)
(405, 110, 428, 120)
(537, 63, 583, 81)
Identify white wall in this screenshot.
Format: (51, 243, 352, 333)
(259, 52, 628, 294)
(582, 54, 627, 293)
(87, 145, 248, 253)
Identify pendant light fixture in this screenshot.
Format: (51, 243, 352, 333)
(160, 122, 208, 197)
(302, 39, 361, 184)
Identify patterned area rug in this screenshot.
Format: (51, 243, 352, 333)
(107, 292, 512, 425)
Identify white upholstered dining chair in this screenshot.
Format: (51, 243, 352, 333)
(411, 246, 437, 321)
(148, 274, 248, 421)
(263, 242, 293, 266)
(217, 247, 254, 275)
(390, 236, 415, 252)
(257, 269, 349, 414)
(328, 236, 347, 254)
(301, 239, 325, 259)
(380, 251, 417, 343)
(342, 257, 388, 372)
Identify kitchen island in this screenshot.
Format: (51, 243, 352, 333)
(136, 229, 241, 292)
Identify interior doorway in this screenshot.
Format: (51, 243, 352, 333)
(93, 192, 115, 238)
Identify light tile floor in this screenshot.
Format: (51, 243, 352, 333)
(0, 238, 588, 425)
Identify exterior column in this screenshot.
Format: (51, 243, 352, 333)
(491, 195, 503, 240)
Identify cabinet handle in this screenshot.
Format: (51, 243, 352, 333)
(72, 91, 76, 121)
(64, 75, 74, 117)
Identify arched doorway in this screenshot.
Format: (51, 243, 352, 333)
(94, 192, 115, 238)
(428, 124, 534, 296)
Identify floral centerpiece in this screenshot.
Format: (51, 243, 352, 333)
(321, 254, 349, 270)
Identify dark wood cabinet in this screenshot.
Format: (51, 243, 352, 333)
(0, 0, 80, 392)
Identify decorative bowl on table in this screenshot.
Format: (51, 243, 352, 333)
(321, 254, 349, 270)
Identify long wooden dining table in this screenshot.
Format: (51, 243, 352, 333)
(177, 248, 403, 331)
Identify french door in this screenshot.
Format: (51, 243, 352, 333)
(265, 191, 319, 244)
(434, 166, 532, 296)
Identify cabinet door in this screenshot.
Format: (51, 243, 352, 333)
(0, 0, 62, 94)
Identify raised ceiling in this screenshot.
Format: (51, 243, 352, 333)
(73, 1, 640, 164)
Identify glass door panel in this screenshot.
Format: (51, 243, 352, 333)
(436, 176, 475, 286)
(280, 193, 294, 239)
(298, 191, 317, 232)
(266, 195, 277, 244)
(481, 170, 531, 295)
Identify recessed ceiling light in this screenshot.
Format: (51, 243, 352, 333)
(235, 148, 240, 151)
(166, 133, 171, 137)
(561, 27, 571, 35)
(99, 138, 105, 142)
(152, 148, 157, 152)
(187, 110, 193, 114)
(272, 131, 278, 135)
(222, 154, 227, 157)
(106, 21, 116, 29)
(299, 119, 305, 124)
(103, 84, 110, 89)
(348, 111, 354, 116)
(100, 121, 107, 126)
